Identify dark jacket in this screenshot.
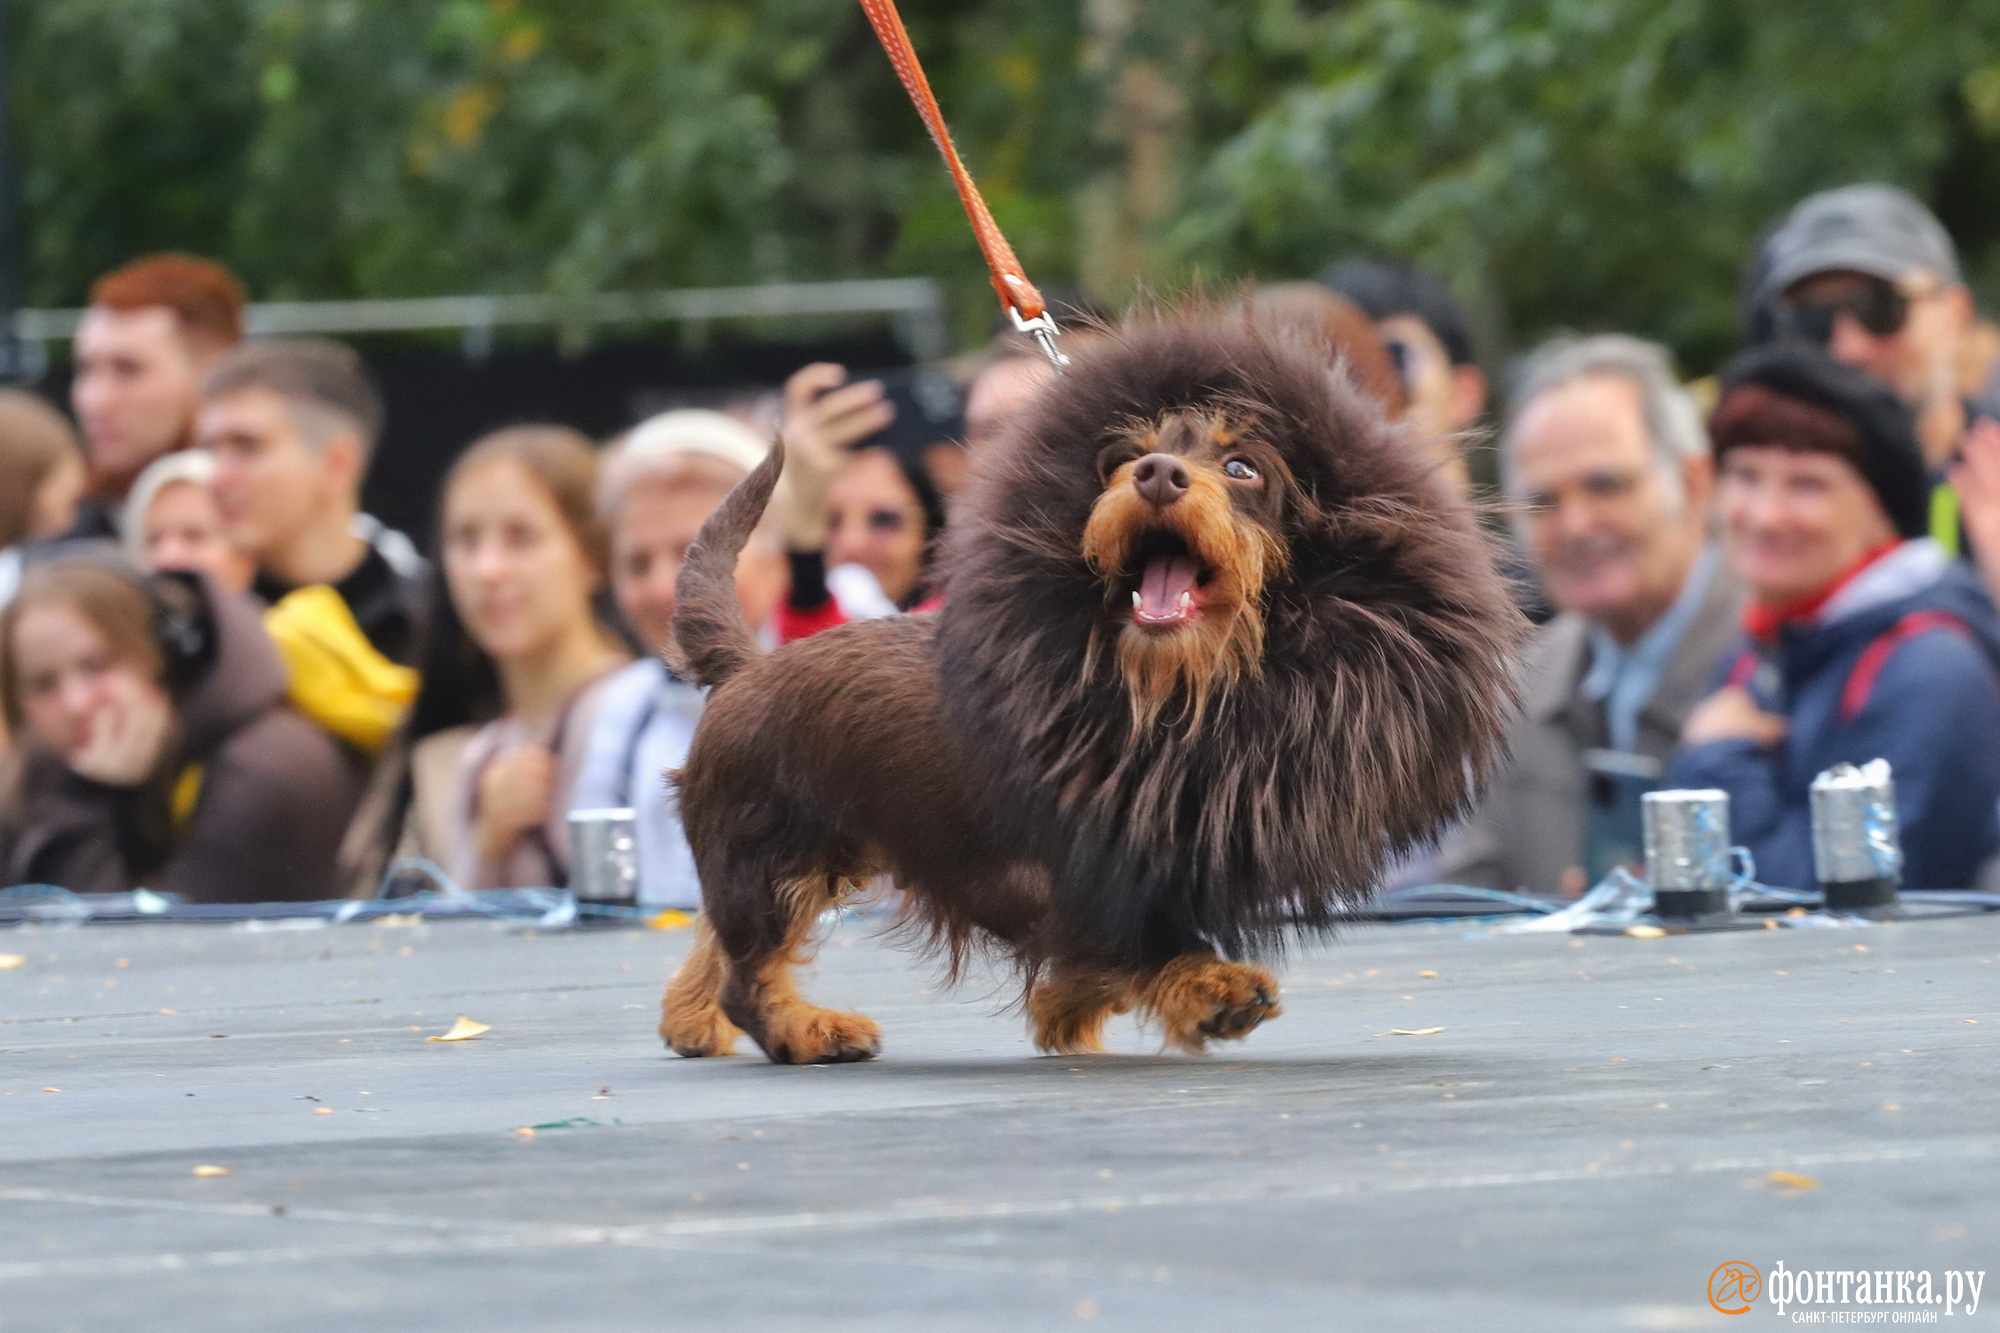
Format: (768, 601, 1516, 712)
(1, 575, 368, 901)
(1666, 549, 2000, 891)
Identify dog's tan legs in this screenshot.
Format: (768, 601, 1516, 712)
(719, 875, 882, 1065)
(1138, 954, 1282, 1054)
(660, 917, 742, 1057)
(1027, 964, 1137, 1055)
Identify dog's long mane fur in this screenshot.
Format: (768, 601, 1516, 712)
(935, 312, 1525, 963)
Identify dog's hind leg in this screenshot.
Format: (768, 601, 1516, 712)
(659, 917, 742, 1057)
(1027, 962, 1137, 1055)
(714, 872, 882, 1065)
(1137, 954, 1282, 1054)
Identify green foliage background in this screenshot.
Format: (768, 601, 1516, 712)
(16, 0, 2000, 371)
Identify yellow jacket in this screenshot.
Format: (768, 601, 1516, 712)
(263, 585, 418, 756)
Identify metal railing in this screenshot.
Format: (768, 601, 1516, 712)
(10, 276, 949, 372)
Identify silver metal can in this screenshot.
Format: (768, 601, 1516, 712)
(567, 807, 639, 907)
(1642, 788, 1733, 918)
(1643, 789, 1733, 889)
(1809, 760, 1901, 910)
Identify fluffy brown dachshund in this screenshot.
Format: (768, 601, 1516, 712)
(660, 310, 1523, 1064)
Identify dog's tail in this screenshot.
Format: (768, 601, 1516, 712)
(668, 438, 784, 689)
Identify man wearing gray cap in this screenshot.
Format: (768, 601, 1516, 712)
(1751, 184, 1978, 550)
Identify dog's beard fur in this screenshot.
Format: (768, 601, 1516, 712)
(936, 310, 1526, 962)
(1077, 422, 1289, 733)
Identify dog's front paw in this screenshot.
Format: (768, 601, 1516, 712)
(660, 1002, 740, 1058)
(1143, 956, 1282, 1053)
(1027, 968, 1135, 1055)
(762, 1006, 882, 1065)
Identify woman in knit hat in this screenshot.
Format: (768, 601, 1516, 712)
(1667, 343, 2000, 890)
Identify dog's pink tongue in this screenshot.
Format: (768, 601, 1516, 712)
(1137, 555, 1200, 623)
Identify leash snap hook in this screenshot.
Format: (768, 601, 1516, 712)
(1009, 307, 1070, 370)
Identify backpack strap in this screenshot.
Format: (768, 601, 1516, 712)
(1724, 648, 1761, 690)
(1839, 609, 1973, 724)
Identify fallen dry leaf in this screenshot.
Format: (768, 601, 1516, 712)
(647, 910, 694, 931)
(1624, 925, 1667, 939)
(1381, 1027, 1445, 1037)
(41, 1086, 59, 1093)
(0, 954, 26, 970)
(1767, 1170, 1819, 1190)
(514, 1127, 536, 1138)
(192, 1165, 232, 1178)
(1419, 970, 1438, 979)
(311, 1107, 334, 1115)
(427, 1015, 491, 1043)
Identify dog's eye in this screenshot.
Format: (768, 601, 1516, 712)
(1222, 457, 1260, 482)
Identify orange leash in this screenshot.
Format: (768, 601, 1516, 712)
(856, 0, 1067, 367)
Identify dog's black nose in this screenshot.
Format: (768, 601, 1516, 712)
(1131, 453, 1190, 509)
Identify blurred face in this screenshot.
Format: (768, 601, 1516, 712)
(1376, 315, 1485, 481)
(1781, 270, 1968, 411)
(1718, 446, 1898, 609)
(610, 476, 784, 653)
(965, 356, 1055, 457)
(71, 307, 207, 480)
(201, 386, 354, 564)
(825, 448, 927, 606)
(443, 458, 600, 663)
(142, 480, 254, 593)
(9, 601, 164, 762)
(1510, 375, 1709, 639)
(28, 452, 86, 540)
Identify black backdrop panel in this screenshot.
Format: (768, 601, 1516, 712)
(357, 332, 909, 548)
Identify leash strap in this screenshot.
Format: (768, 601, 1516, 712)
(856, 0, 1067, 367)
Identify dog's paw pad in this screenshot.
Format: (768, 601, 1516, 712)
(1197, 981, 1281, 1039)
(1149, 959, 1282, 1051)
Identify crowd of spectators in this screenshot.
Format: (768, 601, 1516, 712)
(6, 180, 2000, 908)
(1444, 184, 2000, 894)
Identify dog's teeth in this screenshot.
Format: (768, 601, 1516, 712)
(1179, 591, 1193, 612)
(1132, 591, 1143, 609)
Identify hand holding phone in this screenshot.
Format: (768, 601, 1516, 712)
(778, 364, 895, 550)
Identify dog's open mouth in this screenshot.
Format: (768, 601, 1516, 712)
(1123, 532, 1212, 632)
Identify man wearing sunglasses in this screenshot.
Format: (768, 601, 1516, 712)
(1752, 185, 1979, 554)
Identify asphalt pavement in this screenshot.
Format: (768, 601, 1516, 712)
(2, 910, 1996, 1331)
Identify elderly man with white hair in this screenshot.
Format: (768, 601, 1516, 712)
(1434, 335, 1744, 896)
(568, 409, 789, 909)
